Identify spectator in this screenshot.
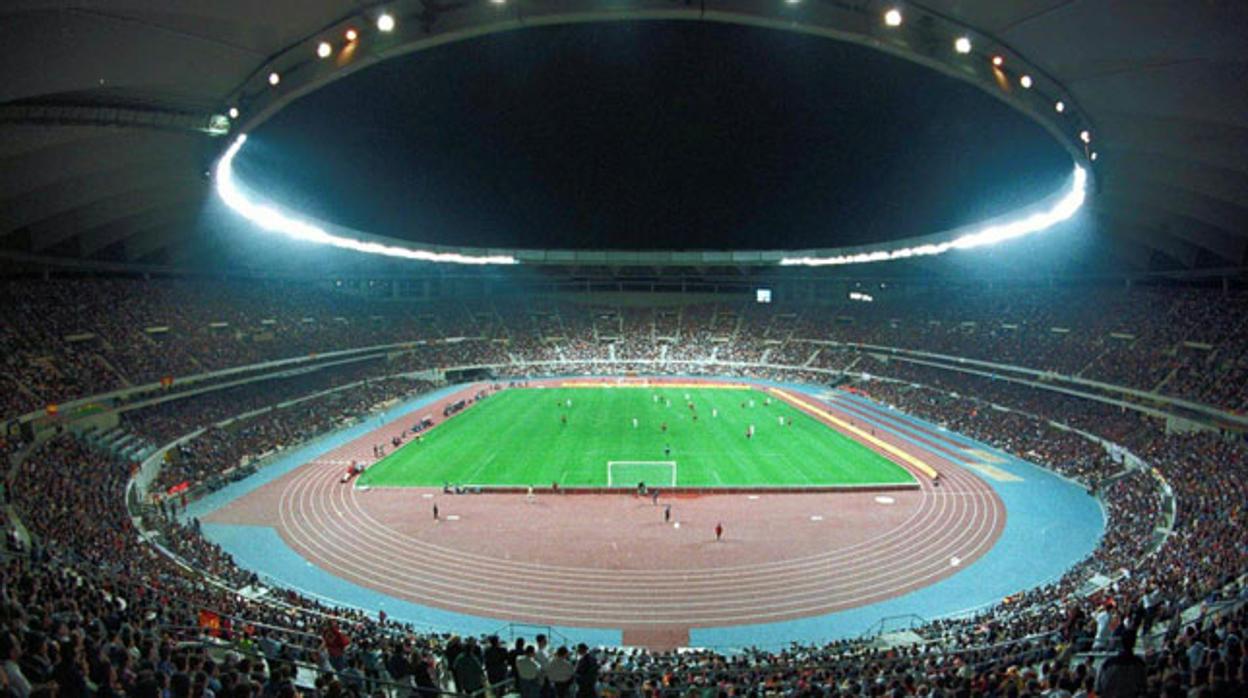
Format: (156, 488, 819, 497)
(1096, 629, 1147, 698)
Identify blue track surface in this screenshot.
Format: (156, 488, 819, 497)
(193, 378, 1104, 650)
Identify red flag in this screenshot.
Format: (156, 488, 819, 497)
(199, 610, 221, 637)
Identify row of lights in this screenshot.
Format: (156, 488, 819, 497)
(879, 6, 1095, 161)
(311, 14, 389, 64)
(232, 4, 1096, 161)
(232, 12, 400, 119)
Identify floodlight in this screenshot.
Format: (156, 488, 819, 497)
(377, 13, 395, 32)
(345, 28, 359, 42)
(214, 135, 517, 265)
(1055, 101, 1065, 113)
(228, 107, 239, 119)
(954, 37, 972, 54)
(1019, 75, 1033, 89)
(316, 41, 332, 59)
(780, 166, 1088, 266)
(268, 72, 280, 86)
(884, 9, 902, 27)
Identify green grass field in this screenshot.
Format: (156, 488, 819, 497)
(356, 387, 914, 489)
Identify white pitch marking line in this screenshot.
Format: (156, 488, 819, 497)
(421, 493, 434, 499)
(874, 496, 896, 505)
(810, 515, 824, 522)
(268, 404, 998, 611)
(747, 495, 760, 500)
(445, 515, 461, 521)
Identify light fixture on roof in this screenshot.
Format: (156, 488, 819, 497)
(268, 72, 280, 86)
(345, 28, 359, 42)
(780, 165, 1088, 267)
(1080, 129, 1091, 143)
(377, 13, 395, 32)
(316, 41, 332, 59)
(1090, 151, 1099, 161)
(954, 37, 972, 54)
(991, 55, 1004, 67)
(228, 107, 239, 120)
(215, 134, 518, 265)
(1019, 74, 1033, 89)
(884, 8, 902, 25)
(490, 0, 506, 5)
(1055, 100, 1065, 113)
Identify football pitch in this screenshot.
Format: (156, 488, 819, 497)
(355, 386, 915, 489)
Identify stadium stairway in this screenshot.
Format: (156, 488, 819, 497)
(83, 425, 156, 463)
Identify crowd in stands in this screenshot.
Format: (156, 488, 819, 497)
(3, 369, 1245, 697)
(145, 375, 432, 497)
(2, 276, 1247, 698)
(4, 279, 1246, 423)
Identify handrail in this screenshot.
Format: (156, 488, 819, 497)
(861, 613, 927, 639)
(834, 341, 1248, 427)
(12, 336, 473, 426)
(165, 633, 514, 698)
(18, 334, 1243, 436)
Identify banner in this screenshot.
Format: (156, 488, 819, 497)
(199, 610, 221, 636)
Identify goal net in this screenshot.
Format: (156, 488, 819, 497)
(606, 461, 677, 488)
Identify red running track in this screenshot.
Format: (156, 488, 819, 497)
(207, 379, 1005, 648)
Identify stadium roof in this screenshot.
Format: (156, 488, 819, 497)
(0, 1, 1245, 277)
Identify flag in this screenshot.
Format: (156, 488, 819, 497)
(199, 610, 221, 636)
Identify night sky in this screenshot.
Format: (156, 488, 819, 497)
(235, 21, 1072, 251)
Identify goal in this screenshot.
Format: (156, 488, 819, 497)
(606, 461, 677, 488)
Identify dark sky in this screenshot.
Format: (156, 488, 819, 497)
(235, 21, 1072, 251)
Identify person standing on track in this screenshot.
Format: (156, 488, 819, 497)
(715, 522, 723, 541)
(664, 504, 671, 523)
(433, 503, 439, 520)
(573, 644, 598, 698)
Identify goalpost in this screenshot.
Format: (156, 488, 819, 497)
(606, 461, 677, 488)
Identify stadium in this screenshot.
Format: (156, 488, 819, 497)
(1, 2, 1246, 697)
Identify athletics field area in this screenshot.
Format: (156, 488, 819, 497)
(356, 385, 914, 489)
(193, 377, 1105, 649)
